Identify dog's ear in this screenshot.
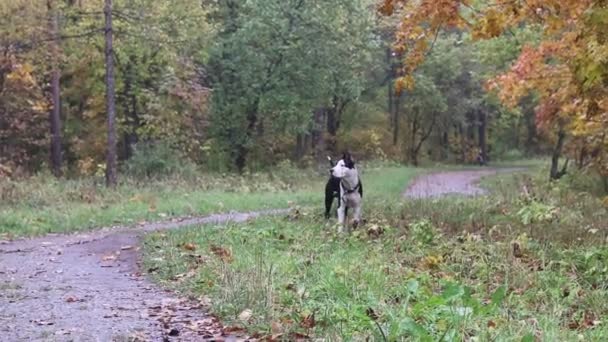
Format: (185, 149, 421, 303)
(343, 152, 355, 169)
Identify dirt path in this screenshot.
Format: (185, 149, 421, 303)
(0, 168, 520, 341)
(404, 168, 523, 199)
(0, 209, 287, 342)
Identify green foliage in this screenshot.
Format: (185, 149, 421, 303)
(410, 219, 437, 245)
(516, 201, 557, 225)
(122, 143, 198, 179)
(207, 0, 376, 170)
(500, 149, 526, 161)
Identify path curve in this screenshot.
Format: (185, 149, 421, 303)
(404, 168, 523, 199)
(0, 209, 287, 342)
(1, 168, 522, 341)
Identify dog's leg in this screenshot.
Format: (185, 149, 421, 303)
(324, 193, 333, 219)
(353, 203, 362, 230)
(337, 203, 346, 233)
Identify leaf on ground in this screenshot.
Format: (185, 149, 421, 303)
(183, 243, 197, 251)
(223, 326, 247, 334)
(271, 320, 283, 334)
(367, 224, 384, 238)
(129, 194, 144, 202)
(238, 308, 253, 322)
(512, 241, 524, 258)
(120, 245, 134, 250)
(65, 295, 78, 303)
(300, 312, 315, 329)
(210, 245, 232, 262)
(366, 307, 379, 320)
(33, 319, 54, 326)
(102, 253, 118, 261)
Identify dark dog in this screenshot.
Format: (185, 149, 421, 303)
(324, 155, 363, 219)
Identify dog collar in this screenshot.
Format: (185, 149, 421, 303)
(341, 180, 360, 193)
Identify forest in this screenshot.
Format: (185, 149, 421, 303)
(2, 1, 608, 341)
(2, 0, 605, 184)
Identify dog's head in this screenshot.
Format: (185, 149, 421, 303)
(330, 152, 356, 179)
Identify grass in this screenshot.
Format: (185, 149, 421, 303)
(0, 163, 418, 238)
(143, 165, 608, 341)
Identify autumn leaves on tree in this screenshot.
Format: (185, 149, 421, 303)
(1, 0, 607, 184)
(381, 0, 608, 181)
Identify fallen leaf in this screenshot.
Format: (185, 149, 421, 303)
(300, 312, 315, 329)
(183, 243, 197, 251)
(367, 224, 384, 238)
(65, 296, 78, 303)
(238, 308, 252, 322)
(512, 242, 523, 258)
(366, 307, 379, 320)
(120, 245, 134, 251)
(487, 320, 497, 328)
(33, 320, 54, 326)
(210, 245, 232, 263)
(223, 326, 246, 334)
(102, 254, 117, 261)
(271, 320, 283, 334)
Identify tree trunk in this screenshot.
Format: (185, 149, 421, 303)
(235, 101, 259, 172)
(477, 109, 487, 164)
(386, 47, 393, 127)
(458, 124, 466, 163)
(409, 114, 436, 167)
(122, 60, 139, 159)
(440, 131, 448, 160)
(295, 133, 304, 160)
(393, 93, 400, 146)
(408, 114, 418, 165)
(48, 0, 62, 177)
(550, 128, 567, 180)
(312, 107, 326, 159)
(104, 0, 117, 187)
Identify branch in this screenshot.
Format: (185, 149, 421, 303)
(35, 28, 103, 44)
(414, 115, 437, 152)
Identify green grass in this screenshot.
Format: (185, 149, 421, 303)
(0, 164, 418, 238)
(143, 166, 608, 341)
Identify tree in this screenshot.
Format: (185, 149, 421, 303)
(381, 0, 608, 180)
(208, 0, 375, 171)
(104, 0, 117, 187)
(47, 0, 63, 177)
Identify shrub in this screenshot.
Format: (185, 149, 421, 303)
(501, 149, 525, 161)
(123, 143, 198, 179)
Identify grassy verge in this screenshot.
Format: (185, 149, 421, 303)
(144, 166, 608, 340)
(0, 164, 417, 238)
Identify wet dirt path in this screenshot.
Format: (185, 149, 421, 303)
(404, 168, 523, 199)
(1, 168, 521, 341)
(0, 210, 287, 341)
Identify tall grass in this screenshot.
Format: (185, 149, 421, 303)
(144, 167, 608, 340)
(0, 164, 418, 237)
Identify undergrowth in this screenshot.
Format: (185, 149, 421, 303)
(144, 168, 608, 341)
(0, 163, 417, 238)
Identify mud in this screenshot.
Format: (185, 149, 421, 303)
(404, 168, 523, 199)
(0, 209, 287, 341)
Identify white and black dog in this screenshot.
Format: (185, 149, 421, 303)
(325, 152, 363, 232)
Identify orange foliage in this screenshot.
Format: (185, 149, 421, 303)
(382, 0, 608, 175)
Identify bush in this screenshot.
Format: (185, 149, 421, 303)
(123, 143, 199, 179)
(500, 149, 525, 161)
